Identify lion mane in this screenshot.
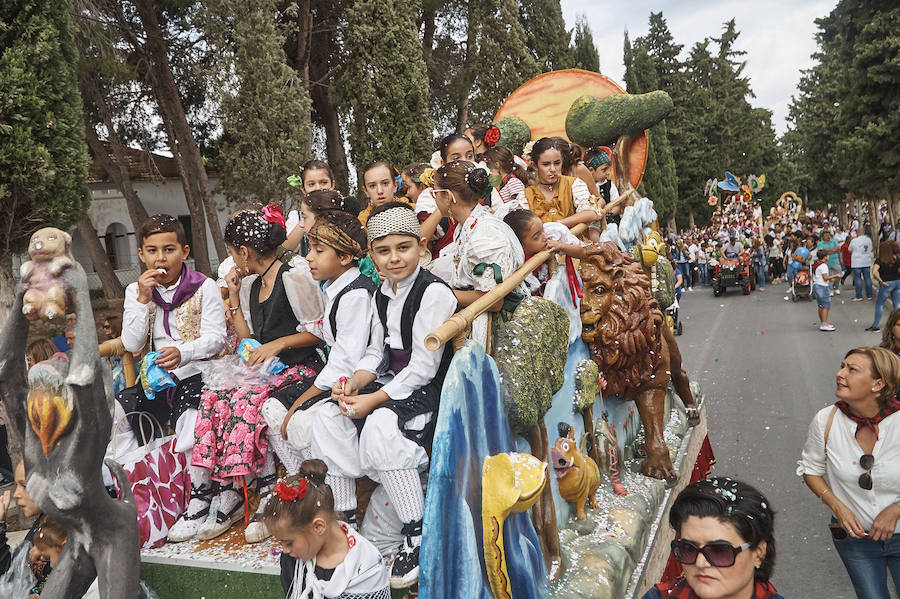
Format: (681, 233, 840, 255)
(581, 242, 664, 398)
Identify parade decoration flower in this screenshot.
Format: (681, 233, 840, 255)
(275, 478, 308, 503)
(522, 140, 536, 163)
(416, 167, 436, 187)
(708, 196, 718, 206)
(484, 125, 501, 147)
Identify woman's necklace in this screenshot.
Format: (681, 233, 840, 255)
(259, 258, 280, 287)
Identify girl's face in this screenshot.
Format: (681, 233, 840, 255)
(678, 516, 765, 599)
(521, 216, 549, 255)
(271, 517, 328, 562)
(464, 129, 486, 155)
(835, 353, 884, 403)
(300, 201, 316, 235)
(302, 168, 334, 194)
(892, 319, 900, 352)
(363, 165, 397, 207)
(535, 149, 563, 185)
(402, 173, 423, 202)
(443, 139, 475, 164)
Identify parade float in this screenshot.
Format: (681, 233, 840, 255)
(0, 70, 712, 599)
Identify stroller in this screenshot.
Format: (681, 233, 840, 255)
(667, 296, 683, 336)
(790, 265, 813, 302)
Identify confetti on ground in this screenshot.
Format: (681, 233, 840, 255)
(141, 521, 280, 573)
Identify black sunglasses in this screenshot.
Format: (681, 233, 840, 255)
(671, 539, 752, 568)
(859, 453, 874, 490)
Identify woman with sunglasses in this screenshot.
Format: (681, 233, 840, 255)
(643, 478, 781, 599)
(798, 346, 900, 598)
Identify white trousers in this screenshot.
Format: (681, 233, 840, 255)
(309, 402, 429, 482)
(260, 396, 328, 452)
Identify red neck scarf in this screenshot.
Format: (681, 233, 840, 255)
(654, 576, 779, 599)
(836, 395, 900, 434)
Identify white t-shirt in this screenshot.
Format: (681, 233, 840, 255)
(849, 235, 874, 268)
(834, 230, 848, 244)
(687, 243, 699, 262)
(813, 262, 830, 286)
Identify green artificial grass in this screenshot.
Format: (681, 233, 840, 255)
(141, 562, 282, 599)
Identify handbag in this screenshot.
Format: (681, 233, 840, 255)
(822, 405, 846, 539)
(112, 412, 191, 549)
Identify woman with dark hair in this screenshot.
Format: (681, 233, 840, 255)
(866, 240, 900, 332)
(880, 309, 900, 355)
(798, 346, 900, 598)
(523, 137, 598, 227)
(643, 477, 782, 599)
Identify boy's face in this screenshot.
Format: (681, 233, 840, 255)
(370, 234, 425, 282)
(591, 163, 610, 182)
(13, 462, 40, 518)
(306, 239, 352, 282)
(137, 231, 189, 286)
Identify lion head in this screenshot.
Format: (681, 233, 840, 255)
(580, 242, 664, 398)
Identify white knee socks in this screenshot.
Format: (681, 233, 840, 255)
(381, 469, 424, 528)
(186, 465, 212, 517)
(267, 431, 304, 475)
(327, 474, 357, 513)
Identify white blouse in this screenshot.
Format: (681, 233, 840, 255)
(797, 405, 900, 532)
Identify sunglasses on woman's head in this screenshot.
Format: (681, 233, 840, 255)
(671, 539, 751, 568)
(859, 453, 874, 490)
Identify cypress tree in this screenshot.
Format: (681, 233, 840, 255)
(0, 0, 90, 316)
(572, 14, 600, 72)
(206, 0, 313, 208)
(338, 0, 433, 187)
(520, 0, 574, 72)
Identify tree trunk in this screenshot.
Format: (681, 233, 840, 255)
(76, 218, 124, 298)
(79, 73, 150, 234)
(422, 7, 436, 70)
(295, 0, 312, 86)
(310, 84, 350, 193)
(132, 0, 225, 264)
(689, 210, 696, 230)
(0, 253, 15, 327)
(455, 3, 477, 133)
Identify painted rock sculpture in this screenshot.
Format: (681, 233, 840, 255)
(21, 227, 75, 322)
(551, 429, 600, 520)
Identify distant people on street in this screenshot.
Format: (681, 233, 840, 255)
(798, 346, 900, 599)
(867, 241, 900, 332)
(812, 256, 842, 331)
(817, 229, 841, 294)
(642, 478, 782, 599)
(723, 235, 743, 260)
(850, 229, 874, 301)
(51, 312, 76, 353)
(840, 232, 854, 287)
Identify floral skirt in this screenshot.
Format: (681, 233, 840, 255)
(192, 363, 319, 482)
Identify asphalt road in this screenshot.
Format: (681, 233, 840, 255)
(676, 278, 893, 599)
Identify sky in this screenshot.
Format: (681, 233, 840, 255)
(560, 0, 837, 135)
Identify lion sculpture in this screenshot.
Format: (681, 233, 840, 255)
(580, 241, 698, 482)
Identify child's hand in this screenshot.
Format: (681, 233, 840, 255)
(136, 268, 166, 303)
(155, 346, 182, 370)
(340, 393, 381, 419)
(247, 340, 283, 366)
(0, 490, 10, 522)
(224, 267, 242, 296)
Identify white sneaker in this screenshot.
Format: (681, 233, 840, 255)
(852, 297, 865, 302)
(245, 496, 271, 543)
(829, 291, 834, 296)
(167, 486, 213, 542)
(820, 323, 836, 331)
(835, 288, 841, 295)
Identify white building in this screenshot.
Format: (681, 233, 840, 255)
(76, 147, 232, 289)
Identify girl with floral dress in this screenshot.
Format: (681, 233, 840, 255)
(191, 206, 327, 542)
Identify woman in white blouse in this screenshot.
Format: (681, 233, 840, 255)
(798, 346, 900, 599)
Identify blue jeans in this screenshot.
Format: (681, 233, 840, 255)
(833, 531, 900, 599)
(755, 262, 766, 288)
(698, 263, 709, 285)
(677, 262, 690, 288)
(786, 262, 799, 284)
(872, 280, 900, 327)
(853, 266, 873, 299)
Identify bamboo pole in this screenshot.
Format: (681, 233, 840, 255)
(425, 223, 587, 351)
(99, 337, 137, 387)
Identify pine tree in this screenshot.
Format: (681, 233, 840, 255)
(625, 43, 677, 224)
(206, 0, 312, 208)
(457, 0, 540, 127)
(0, 0, 90, 317)
(572, 14, 600, 72)
(520, 0, 574, 72)
(338, 0, 433, 187)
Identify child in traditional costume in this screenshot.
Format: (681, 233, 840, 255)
(118, 215, 227, 541)
(263, 460, 389, 599)
(356, 161, 413, 226)
(285, 160, 359, 252)
(310, 203, 457, 589)
(483, 145, 529, 209)
(183, 207, 327, 543)
(504, 209, 585, 298)
(524, 137, 599, 227)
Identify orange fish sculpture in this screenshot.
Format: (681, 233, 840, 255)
(551, 429, 600, 519)
(27, 386, 74, 455)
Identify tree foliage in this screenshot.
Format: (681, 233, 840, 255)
(519, 0, 574, 72)
(206, 0, 312, 208)
(572, 14, 600, 72)
(338, 0, 433, 184)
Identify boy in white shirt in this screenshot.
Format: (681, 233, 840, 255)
(812, 257, 842, 331)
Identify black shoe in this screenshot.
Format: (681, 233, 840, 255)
(390, 520, 422, 589)
(866, 326, 880, 332)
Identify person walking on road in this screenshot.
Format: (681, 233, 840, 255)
(798, 346, 900, 599)
(867, 241, 900, 332)
(818, 229, 842, 295)
(850, 229, 875, 301)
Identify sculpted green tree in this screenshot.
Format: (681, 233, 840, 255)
(572, 14, 600, 72)
(0, 0, 90, 318)
(338, 0, 433, 187)
(205, 0, 312, 208)
(520, 0, 574, 72)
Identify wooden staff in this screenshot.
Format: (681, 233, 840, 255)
(99, 337, 136, 387)
(424, 223, 587, 351)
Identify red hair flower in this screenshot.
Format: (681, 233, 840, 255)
(261, 204, 286, 229)
(275, 478, 307, 503)
(484, 125, 501, 147)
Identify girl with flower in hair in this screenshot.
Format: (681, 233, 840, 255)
(285, 160, 360, 252)
(264, 459, 389, 599)
(180, 206, 328, 543)
(483, 145, 529, 209)
(524, 137, 599, 227)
